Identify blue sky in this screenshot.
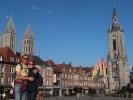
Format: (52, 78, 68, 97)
(0, 0, 133, 67)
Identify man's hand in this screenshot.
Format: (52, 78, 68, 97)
(28, 77, 34, 81)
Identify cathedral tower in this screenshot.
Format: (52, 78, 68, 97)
(107, 3, 129, 92)
(2, 16, 16, 54)
(21, 24, 34, 58)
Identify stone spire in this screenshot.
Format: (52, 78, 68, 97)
(21, 24, 34, 58)
(5, 16, 16, 33)
(109, 0, 122, 32)
(23, 24, 33, 39)
(2, 16, 16, 54)
(112, 7, 120, 27)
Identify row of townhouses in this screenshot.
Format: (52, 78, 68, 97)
(0, 48, 105, 96)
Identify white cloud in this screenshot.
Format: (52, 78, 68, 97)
(31, 5, 42, 12)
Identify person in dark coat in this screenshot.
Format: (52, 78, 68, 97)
(27, 61, 38, 100)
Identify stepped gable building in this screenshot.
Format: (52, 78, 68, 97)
(21, 24, 34, 58)
(2, 16, 16, 54)
(107, 4, 129, 92)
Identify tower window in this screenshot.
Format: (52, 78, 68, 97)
(114, 53, 117, 59)
(24, 41, 26, 45)
(11, 35, 13, 41)
(113, 39, 116, 50)
(114, 77, 118, 81)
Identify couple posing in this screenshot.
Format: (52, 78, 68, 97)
(14, 54, 43, 100)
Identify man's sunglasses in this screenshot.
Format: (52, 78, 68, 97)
(23, 57, 29, 60)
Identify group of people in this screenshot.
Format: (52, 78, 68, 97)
(13, 54, 43, 100)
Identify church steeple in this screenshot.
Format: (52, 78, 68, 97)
(109, 0, 122, 32)
(23, 24, 33, 39)
(2, 16, 16, 54)
(21, 24, 34, 58)
(107, 0, 129, 92)
(112, 6, 120, 27)
(5, 16, 16, 33)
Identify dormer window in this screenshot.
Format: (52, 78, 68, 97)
(10, 57, 14, 61)
(16, 58, 19, 62)
(0, 56, 2, 61)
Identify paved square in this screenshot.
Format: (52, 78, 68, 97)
(45, 96, 131, 100)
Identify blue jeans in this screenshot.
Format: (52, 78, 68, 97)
(15, 84, 27, 100)
(27, 90, 37, 100)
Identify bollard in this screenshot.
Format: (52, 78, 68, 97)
(128, 93, 131, 98)
(124, 93, 126, 98)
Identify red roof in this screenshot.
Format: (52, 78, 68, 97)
(55, 64, 70, 72)
(46, 59, 94, 74)
(0, 47, 18, 61)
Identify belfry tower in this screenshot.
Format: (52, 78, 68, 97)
(21, 24, 34, 58)
(107, 2, 129, 92)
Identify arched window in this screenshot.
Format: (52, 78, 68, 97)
(113, 35, 116, 51)
(113, 39, 116, 51)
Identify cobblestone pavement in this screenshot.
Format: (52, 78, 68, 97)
(44, 96, 132, 100)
